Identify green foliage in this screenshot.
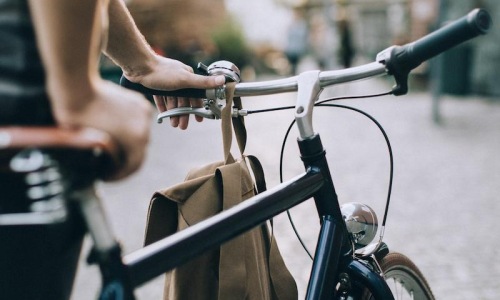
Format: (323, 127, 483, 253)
(210, 17, 250, 68)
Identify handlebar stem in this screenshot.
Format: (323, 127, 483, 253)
(296, 70, 322, 140)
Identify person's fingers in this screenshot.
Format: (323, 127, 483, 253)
(103, 96, 152, 181)
(153, 95, 167, 112)
(166, 96, 177, 110)
(107, 143, 147, 181)
(182, 73, 226, 89)
(190, 97, 203, 109)
(190, 98, 204, 122)
(177, 98, 190, 130)
(166, 96, 179, 127)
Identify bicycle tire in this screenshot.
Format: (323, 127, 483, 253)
(363, 252, 435, 300)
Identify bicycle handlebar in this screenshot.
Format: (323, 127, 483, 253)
(406, 8, 489, 67)
(120, 9, 491, 98)
(119, 77, 207, 98)
(377, 8, 491, 95)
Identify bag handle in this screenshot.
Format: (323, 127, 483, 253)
(247, 155, 299, 299)
(221, 85, 298, 299)
(221, 82, 247, 164)
(217, 164, 247, 299)
(246, 155, 266, 194)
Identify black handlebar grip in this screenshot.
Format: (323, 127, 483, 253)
(119, 75, 207, 98)
(381, 8, 491, 95)
(405, 8, 491, 69)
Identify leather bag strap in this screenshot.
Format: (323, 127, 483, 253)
(221, 82, 246, 164)
(219, 84, 298, 299)
(268, 230, 298, 299)
(247, 155, 298, 299)
(246, 155, 267, 194)
(217, 164, 247, 300)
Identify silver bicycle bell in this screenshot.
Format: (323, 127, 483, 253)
(198, 60, 241, 83)
(341, 202, 378, 249)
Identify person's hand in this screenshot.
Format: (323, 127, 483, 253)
(153, 95, 203, 129)
(51, 80, 153, 181)
(124, 55, 225, 129)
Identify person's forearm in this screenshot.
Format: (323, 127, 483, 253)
(104, 0, 156, 78)
(29, 0, 102, 110)
(30, 0, 153, 180)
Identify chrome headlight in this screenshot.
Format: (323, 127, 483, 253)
(341, 202, 378, 249)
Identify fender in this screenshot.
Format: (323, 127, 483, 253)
(344, 258, 394, 300)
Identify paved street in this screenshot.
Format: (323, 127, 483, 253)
(71, 77, 500, 299)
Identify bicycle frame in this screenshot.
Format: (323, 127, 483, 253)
(76, 66, 397, 300)
(81, 135, 393, 300)
(1, 8, 490, 300)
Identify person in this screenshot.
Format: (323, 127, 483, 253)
(284, 8, 308, 75)
(0, 0, 225, 299)
(337, 18, 355, 68)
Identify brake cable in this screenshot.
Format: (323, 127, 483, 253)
(246, 91, 393, 259)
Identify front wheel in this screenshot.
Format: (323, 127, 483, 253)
(364, 252, 435, 300)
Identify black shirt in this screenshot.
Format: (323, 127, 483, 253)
(0, 0, 54, 125)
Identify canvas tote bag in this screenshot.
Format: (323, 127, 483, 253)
(143, 83, 298, 300)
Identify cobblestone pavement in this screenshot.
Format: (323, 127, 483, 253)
(72, 78, 500, 299)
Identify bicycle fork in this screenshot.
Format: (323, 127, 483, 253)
(294, 70, 393, 300)
(298, 135, 393, 300)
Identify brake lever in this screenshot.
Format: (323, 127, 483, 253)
(156, 60, 242, 124)
(156, 94, 227, 123)
(156, 107, 217, 123)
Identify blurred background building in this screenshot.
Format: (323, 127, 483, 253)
(104, 0, 499, 98)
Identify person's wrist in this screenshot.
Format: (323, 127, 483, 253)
(121, 51, 158, 81)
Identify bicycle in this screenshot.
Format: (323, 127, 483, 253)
(0, 8, 491, 300)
